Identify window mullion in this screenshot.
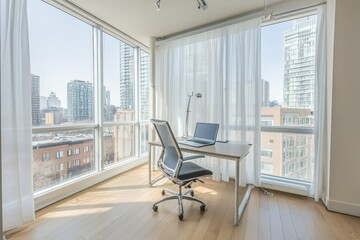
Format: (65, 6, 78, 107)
(134, 47, 140, 157)
(93, 27, 104, 172)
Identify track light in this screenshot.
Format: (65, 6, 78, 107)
(155, 0, 161, 11)
(197, 0, 208, 10)
(154, 0, 208, 11)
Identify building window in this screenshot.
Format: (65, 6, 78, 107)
(84, 146, 89, 152)
(261, 149, 273, 158)
(56, 151, 64, 159)
(74, 148, 80, 155)
(261, 162, 274, 175)
(43, 153, 51, 161)
(59, 163, 64, 171)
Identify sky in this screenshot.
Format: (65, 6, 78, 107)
(27, 0, 122, 107)
(28, 0, 293, 107)
(261, 21, 292, 104)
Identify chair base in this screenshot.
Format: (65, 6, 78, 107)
(152, 186, 206, 220)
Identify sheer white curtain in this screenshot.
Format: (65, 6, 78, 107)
(311, 5, 327, 201)
(155, 18, 261, 186)
(1, 0, 35, 230)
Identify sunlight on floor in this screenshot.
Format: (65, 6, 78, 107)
(42, 207, 111, 218)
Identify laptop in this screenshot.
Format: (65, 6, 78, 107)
(178, 122, 219, 148)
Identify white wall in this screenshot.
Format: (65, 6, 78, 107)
(328, 0, 360, 216)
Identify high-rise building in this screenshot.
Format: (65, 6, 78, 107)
(40, 96, 48, 110)
(104, 89, 111, 106)
(67, 80, 93, 122)
(140, 51, 150, 119)
(283, 15, 317, 109)
(262, 79, 270, 107)
(31, 74, 41, 126)
(47, 91, 61, 108)
(119, 42, 134, 110)
(119, 44, 149, 115)
(103, 87, 114, 121)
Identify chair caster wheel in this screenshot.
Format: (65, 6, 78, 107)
(178, 213, 184, 221)
(200, 204, 206, 212)
(190, 191, 194, 197)
(153, 205, 158, 212)
(161, 190, 165, 195)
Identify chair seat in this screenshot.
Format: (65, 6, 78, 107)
(178, 162, 213, 180)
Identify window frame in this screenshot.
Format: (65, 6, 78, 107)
(30, 0, 151, 208)
(260, 11, 317, 196)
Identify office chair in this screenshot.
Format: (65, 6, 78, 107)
(151, 119, 213, 220)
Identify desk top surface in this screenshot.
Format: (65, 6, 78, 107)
(148, 140, 252, 161)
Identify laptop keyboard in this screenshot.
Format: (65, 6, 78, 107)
(187, 139, 210, 144)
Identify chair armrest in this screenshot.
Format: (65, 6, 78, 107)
(183, 155, 205, 161)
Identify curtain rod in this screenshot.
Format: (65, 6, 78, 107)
(156, 10, 264, 45)
(271, 1, 326, 18)
(157, 1, 327, 45)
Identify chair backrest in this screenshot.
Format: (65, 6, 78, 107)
(151, 119, 183, 176)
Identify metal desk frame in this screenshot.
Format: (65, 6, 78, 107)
(148, 140, 253, 225)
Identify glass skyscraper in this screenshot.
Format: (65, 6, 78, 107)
(32, 74, 41, 126)
(67, 80, 93, 122)
(119, 42, 135, 110)
(283, 15, 317, 109)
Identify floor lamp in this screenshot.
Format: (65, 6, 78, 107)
(184, 92, 202, 137)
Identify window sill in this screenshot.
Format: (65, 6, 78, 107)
(261, 174, 311, 196)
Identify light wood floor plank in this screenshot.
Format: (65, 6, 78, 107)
(268, 191, 285, 240)
(5, 164, 360, 240)
(277, 194, 297, 240)
(258, 192, 271, 240)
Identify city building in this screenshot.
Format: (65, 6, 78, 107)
(119, 42, 134, 110)
(283, 15, 317, 109)
(32, 136, 94, 191)
(44, 108, 62, 125)
(40, 96, 48, 110)
(113, 110, 135, 163)
(103, 87, 114, 121)
(261, 107, 313, 181)
(47, 91, 61, 108)
(140, 51, 150, 119)
(262, 79, 270, 107)
(31, 74, 41, 126)
(67, 80, 93, 122)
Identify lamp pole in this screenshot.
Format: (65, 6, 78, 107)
(184, 92, 202, 137)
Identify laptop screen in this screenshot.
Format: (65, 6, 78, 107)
(193, 122, 219, 142)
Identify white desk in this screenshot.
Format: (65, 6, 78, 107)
(148, 140, 253, 225)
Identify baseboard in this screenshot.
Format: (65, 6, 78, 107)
(321, 193, 329, 207)
(327, 199, 360, 217)
(35, 156, 148, 210)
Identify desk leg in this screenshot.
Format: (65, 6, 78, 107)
(234, 157, 254, 226)
(148, 143, 152, 186)
(235, 159, 240, 225)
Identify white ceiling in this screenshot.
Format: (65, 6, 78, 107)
(69, 0, 287, 47)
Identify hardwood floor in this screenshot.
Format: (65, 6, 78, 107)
(6, 164, 360, 240)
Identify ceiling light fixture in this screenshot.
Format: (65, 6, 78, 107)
(197, 0, 208, 10)
(155, 0, 208, 11)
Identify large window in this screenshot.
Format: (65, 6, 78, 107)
(261, 15, 316, 183)
(28, 0, 150, 192)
